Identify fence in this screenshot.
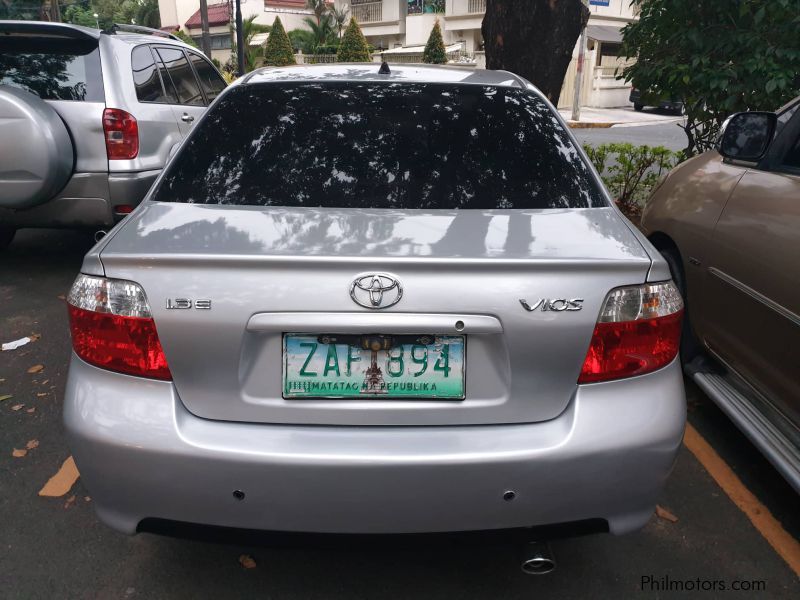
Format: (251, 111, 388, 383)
(352, 1, 383, 24)
(468, 0, 487, 13)
(295, 53, 340, 64)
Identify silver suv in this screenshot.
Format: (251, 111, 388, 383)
(0, 21, 226, 249)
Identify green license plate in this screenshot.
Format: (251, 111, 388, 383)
(282, 334, 466, 399)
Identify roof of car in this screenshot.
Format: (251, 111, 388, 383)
(243, 64, 529, 88)
(0, 20, 190, 47)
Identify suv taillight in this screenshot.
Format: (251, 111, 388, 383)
(67, 275, 171, 380)
(102, 108, 139, 160)
(578, 281, 683, 384)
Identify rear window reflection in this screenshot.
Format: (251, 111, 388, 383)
(153, 82, 605, 210)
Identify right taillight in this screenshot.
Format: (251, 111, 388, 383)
(103, 108, 139, 160)
(578, 281, 683, 384)
(67, 274, 171, 380)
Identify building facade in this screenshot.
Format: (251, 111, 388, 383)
(158, 0, 321, 63)
(337, 0, 638, 107)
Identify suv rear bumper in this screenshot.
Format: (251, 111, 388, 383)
(64, 354, 685, 536)
(1, 170, 159, 228)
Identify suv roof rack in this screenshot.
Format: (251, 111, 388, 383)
(106, 23, 181, 41)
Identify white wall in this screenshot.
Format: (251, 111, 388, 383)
(160, 0, 313, 32)
(588, 0, 637, 21)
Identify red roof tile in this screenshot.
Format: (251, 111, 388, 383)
(185, 2, 231, 29)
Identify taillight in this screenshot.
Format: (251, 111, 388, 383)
(67, 274, 171, 380)
(579, 281, 683, 384)
(102, 108, 139, 160)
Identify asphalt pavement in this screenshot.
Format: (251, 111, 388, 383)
(1, 227, 799, 599)
(573, 118, 688, 152)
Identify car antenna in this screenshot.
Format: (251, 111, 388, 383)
(379, 57, 391, 75)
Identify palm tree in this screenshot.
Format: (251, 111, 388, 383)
(232, 15, 272, 73)
(306, 0, 328, 26)
(332, 4, 349, 39)
(303, 13, 336, 53)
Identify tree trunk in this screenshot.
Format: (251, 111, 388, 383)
(482, 0, 589, 104)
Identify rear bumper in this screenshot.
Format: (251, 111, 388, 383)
(64, 354, 685, 536)
(1, 170, 159, 228)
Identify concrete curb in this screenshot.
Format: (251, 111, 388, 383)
(566, 121, 619, 129)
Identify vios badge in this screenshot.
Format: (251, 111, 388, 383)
(350, 273, 403, 309)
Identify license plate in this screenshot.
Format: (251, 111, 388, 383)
(282, 334, 465, 399)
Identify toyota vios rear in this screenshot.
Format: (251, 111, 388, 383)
(64, 65, 686, 541)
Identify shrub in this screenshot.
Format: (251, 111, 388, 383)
(337, 17, 371, 62)
(621, 0, 800, 157)
(583, 143, 680, 222)
(263, 17, 296, 67)
(422, 19, 447, 64)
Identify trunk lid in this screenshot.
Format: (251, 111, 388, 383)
(98, 202, 652, 426)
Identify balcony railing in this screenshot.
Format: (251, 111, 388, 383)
(352, 1, 383, 24)
(467, 0, 486, 13)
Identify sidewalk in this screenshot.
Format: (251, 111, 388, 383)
(559, 106, 684, 129)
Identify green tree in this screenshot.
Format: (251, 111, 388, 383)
(63, 3, 98, 27)
(621, 0, 800, 157)
(422, 19, 447, 64)
(289, 28, 315, 53)
(306, 0, 328, 25)
(133, 0, 160, 29)
(336, 17, 371, 63)
(173, 28, 198, 48)
(303, 14, 336, 53)
(331, 5, 349, 39)
(230, 16, 272, 72)
(263, 16, 296, 67)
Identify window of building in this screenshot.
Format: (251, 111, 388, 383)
(191, 34, 232, 50)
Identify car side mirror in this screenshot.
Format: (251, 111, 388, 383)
(718, 111, 777, 162)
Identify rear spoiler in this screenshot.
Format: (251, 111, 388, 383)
(0, 20, 100, 40)
(107, 23, 181, 41)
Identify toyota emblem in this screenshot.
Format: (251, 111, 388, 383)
(350, 273, 403, 309)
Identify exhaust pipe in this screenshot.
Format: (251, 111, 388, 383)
(520, 541, 556, 575)
(94, 230, 107, 243)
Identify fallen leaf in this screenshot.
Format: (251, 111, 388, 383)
(57, 294, 66, 301)
(64, 495, 76, 509)
(41, 380, 49, 385)
(37, 393, 47, 398)
(0, 394, 12, 402)
(84, 496, 91, 502)
(27, 365, 44, 374)
(29, 334, 41, 341)
(238, 554, 257, 569)
(26, 439, 39, 450)
(11, 404, 24, 411)
(38, 456, 80, 497)
(12, 448, 27, 458)
(655, 505, 679, 523)
(26, 407, 36, 414)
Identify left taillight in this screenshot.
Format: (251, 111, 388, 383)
(67, 274, 171, 380)
(102, 108, 139, 160)
(578, 281, 683, 384)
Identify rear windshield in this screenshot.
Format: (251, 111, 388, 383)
(0, 37, 103, 102)
(153, 82, 605, 209)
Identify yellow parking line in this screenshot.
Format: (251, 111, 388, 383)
(684, 423, 800, 578)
